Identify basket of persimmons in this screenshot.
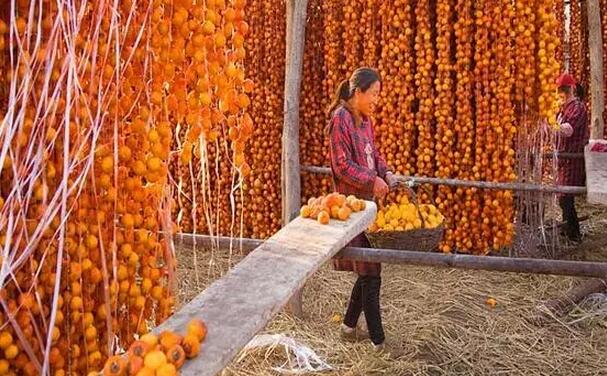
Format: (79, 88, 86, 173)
(366, 191, 445, 252)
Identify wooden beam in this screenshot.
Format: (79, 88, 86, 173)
(157, 204, 377, 376)
(543, 152, 584, 159)
(282, 0, 309, 317)
(300, 165, 587, 195)
(586, 0, 605, 139)
(175, 235, 607, 279)
(340, 247, 607, 278)
(281, 0, 308, 226)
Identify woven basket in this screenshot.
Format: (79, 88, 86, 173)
(365, 185, 444, 252)
(366, 225, 444, 251)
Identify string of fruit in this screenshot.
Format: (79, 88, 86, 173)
(300, 0, 331, 207)
(0, 0, 176, 374)
(376, 0, 415, 181)
(537, 0, 563, 126)
(170, 0, 252, 242)
(0, 0, 256, 373)
(434, 0, 456, 251)
(154, 0, 571, 250)
(241, 0, 285, 239)
(444, 0, 474, 253)
(413, 0, 436, 203)
(489, 0, 516, 250)
(555, 0, 566, 66)
(230, 0, 566, 254)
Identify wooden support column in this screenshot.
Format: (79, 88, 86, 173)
(282, 0, 308, 317)
(282, 0, 307, 225)
(587, 0, 605, 139)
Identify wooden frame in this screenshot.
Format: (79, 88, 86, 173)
(156, 2, 607, 374)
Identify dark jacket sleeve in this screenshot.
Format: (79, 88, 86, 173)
(329, 112, 376, 189)
(561, 101, 586, 137)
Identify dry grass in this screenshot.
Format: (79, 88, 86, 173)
(174, 203, 607, 376)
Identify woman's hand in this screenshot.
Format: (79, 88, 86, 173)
(373, 176, 389, 199)
(384, 172, 399, 190)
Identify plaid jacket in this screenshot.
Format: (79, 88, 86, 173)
(328, 105, 390, 276)
(556, 97, 589, 190)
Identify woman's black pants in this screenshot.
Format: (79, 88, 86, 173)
(343, 275, 385, 345)
(559, 195, 581, 241)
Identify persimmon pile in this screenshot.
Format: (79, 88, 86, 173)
(90, 319, 207, 376)
(0, 0, 248, 375)
(300, 193, 366, 225)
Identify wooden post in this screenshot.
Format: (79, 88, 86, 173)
(533, 279, 607, 324)
(282, 0, 308, 317)
(586, 0, 605, 139)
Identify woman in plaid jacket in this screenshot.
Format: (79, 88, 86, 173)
(554, 73, 589, 242)
(326, 67, 398, 353)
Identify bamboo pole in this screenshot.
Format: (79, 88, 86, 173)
(586, 0, 605, 139)
(544, 152, 584, 159)
(300, 165, 587, 195)
(341, 247, 607, 278)
(282, 0, 308, 317)
(175, 234, 607, 279)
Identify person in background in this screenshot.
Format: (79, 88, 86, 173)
(326, 67, 398, 354)
(554, 73, 589, 242)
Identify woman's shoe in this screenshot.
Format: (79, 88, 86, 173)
(373, 341, 403, 359)
(340, 324, 370, 342)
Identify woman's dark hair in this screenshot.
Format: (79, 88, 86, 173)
(326, 67, 381, 120)
(575, 82, 585, 100)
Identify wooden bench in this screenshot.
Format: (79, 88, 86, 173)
(585, 144, 607, 205)
(155, 202, 377, 376)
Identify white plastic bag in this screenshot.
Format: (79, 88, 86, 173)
(567, 293, 607, 325)
(241, 334, 333, 374)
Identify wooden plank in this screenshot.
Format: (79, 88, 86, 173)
(156, 203, 377, 376)
(586, 0, 605, 139)
(585, 145, 607, 204)
(300, 165, 587, 195)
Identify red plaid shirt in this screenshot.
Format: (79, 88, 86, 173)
(328, 105, 390, 276)
(556, 97, 589, 190)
